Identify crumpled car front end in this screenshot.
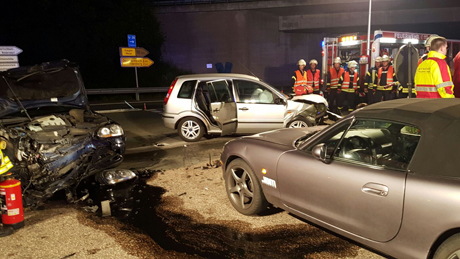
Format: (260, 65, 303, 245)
(0, 60, 126, 206)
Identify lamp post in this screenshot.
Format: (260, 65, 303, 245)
(366, 0, 372, 72)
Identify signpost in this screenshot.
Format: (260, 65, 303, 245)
(0, 46, 22, 72)
(120, 57, 154, 67)
(120, 35, 153, 101)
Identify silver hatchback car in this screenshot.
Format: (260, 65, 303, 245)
(162, 74, 328, 142)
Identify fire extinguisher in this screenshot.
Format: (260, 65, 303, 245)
(0, 178, 24, 230)
(0, 140, 24, 232)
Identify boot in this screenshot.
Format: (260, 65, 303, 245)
(337, 107, 343, 116)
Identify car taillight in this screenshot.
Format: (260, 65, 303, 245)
(164, 78, 178, 105)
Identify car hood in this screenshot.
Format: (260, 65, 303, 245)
(291, 94, 328, 107)
(242, 126, 328, 147)
(0, 60, 89, 117)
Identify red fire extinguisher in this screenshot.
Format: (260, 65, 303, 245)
(0, 178, 24, 230)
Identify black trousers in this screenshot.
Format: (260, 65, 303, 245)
(367, 91, 374, 104)
(374, 90, 394, 103)
(346, 92, 356, 111)
(398, 92, 417, 99)
(328, 89, 344, 113)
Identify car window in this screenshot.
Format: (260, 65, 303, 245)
(207, 80, 233, 103)
(334, 120, 421, 171)
(233, 80, 275, 104)
(304, 120, 352, 156)
(177, 80, 197, 99)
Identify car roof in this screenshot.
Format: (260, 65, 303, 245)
(357, 98, 460, 121)
(176, 73, 260, 81)
(355, 98, 460, 178)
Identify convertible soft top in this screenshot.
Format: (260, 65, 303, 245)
(356, 99, 460, 177)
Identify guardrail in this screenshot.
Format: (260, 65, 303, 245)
(150, 0, 267, 6)
(86, 87, 169, 95)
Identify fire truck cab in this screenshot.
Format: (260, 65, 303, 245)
(321, 30, 460, 89)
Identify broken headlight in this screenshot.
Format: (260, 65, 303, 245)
(97, 124, 124, 138)
(96, 169, 137, 185)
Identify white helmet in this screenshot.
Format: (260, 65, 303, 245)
(382, 55, 390, 62)
(425, 34, 440, 48)
(375, 56, 382, 63)
(333, 57, 342, 64)
(309, 59, 318, 65)
(348, 60, 358, 68)
(297, 59, 307, 66)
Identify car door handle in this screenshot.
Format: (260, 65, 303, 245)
(239, 107, 249, 111)
(362, 183, 389, 197)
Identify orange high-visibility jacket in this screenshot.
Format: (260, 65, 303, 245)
(307, 69, 321, 91)
(415, 51, 454, 98)
(341, 71, 359, 93)
(328, 67, 344, 89)
(293, 70, 312, 95)
(377, 66, 395, 91)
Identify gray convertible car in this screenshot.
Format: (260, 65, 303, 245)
(221, 98, 460, 259)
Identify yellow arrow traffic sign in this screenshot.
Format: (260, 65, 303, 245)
(120, 57, 154, 67)
(119, 47, 150, 57)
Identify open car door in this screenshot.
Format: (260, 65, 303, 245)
(206, 80, 237, 136)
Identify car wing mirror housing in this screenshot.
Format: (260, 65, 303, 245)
(312, 143, 328, 163)
(275, 97, 286, 105)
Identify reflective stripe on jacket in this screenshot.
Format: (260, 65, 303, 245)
(328, 67, 344, 89)
(415, 51, 454, 98)
(307, 69, 320, 90)
(293, 70, 310, 95)
(364, 67, 378, 89)
(377, 66, 395, 91)
(341, 71, 359, 93)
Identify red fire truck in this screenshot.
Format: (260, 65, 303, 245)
(321, 30, 460, 87)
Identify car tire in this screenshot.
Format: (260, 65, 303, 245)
(177, 117, 205, 142)
(287, 117, 311, 128)
(434, 233, 460, 259)
(225, 158, 268, 215)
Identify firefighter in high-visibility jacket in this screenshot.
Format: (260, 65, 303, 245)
(292, 59, 313, 95)
(340, 60, 360, 112)
(364, 56, 382, 104)
(375, 55, 398, 103)
(418, 34, 440, 67)
(415, 37, 455, 98)
(327, 57, 345, 114)
(306, 59, 321, 95)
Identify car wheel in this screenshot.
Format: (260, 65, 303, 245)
(434, 233, 460, 259)
(287, 117, 311, 128)
(177, 118, 205, 142)
(225, 159, 268, 215)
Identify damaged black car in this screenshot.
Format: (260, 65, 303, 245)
(0, 60, 129, 206)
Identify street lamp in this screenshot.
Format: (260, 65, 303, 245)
(366, 0, 372, 72)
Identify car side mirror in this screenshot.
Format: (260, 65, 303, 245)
(275, 97, 286, 105)
(312, 143, 328, 163)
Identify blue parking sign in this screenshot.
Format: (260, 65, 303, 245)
(128, 35, 136, 47)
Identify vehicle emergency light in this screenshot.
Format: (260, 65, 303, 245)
(164, 78, 178, 105)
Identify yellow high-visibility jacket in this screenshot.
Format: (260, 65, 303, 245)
(415, 51, 454, 98)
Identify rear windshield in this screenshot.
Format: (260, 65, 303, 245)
(177, 80, 197, 99)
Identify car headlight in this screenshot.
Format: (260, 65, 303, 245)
(96, 169, 137, 185)
(98, 124, 124, 138)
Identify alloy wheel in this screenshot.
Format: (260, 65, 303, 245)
(227, 167, 254, 210)
(181, 120, 201, 140)
(289, 120, 308, 128)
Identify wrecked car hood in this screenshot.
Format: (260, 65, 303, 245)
(243, 126, 327, 147)
(291, 94, 328, 107)
(0, 60, 89, 117)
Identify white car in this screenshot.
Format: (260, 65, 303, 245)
(162, 73, 328, 142)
